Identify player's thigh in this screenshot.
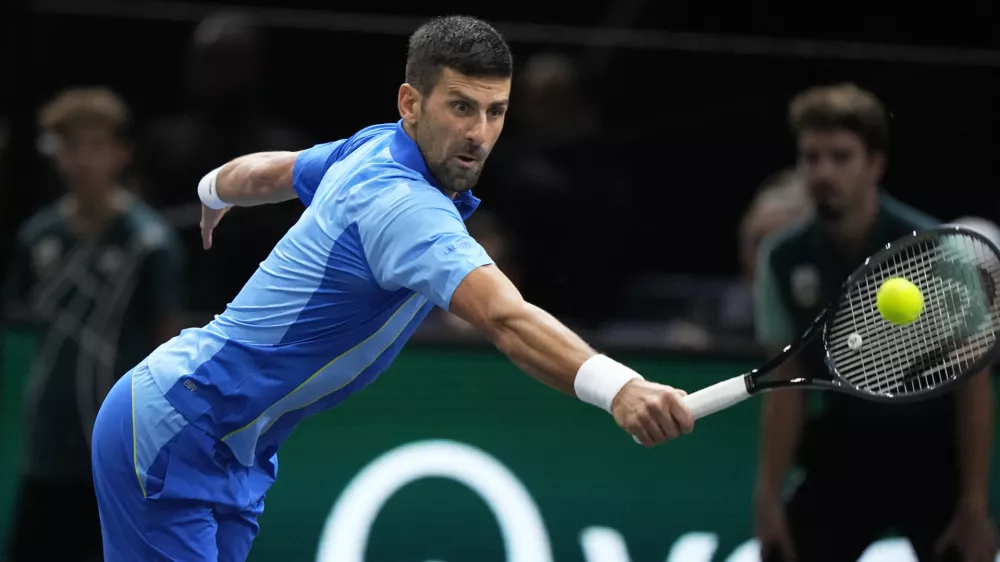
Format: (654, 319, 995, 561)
(94, 439, 222, 561)
(783, 470, 890, 562)
(215, 496, 266, 562)
(92, 369, 220, 562)
(98, 490, 221, 562)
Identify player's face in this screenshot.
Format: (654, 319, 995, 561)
(414, 68, 510, 193)
(797, 129, 883, 222)
(54, 125, 129, 198)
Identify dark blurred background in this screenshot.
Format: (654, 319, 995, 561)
(2, 1, 996, 346)
(0, 1, 997, 560)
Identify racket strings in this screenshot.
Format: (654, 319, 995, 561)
(857, 266, 996, 393)
(834, 253, 981, 389)
(826, 232, 1000, 397)
(862, 241, 997, 393)
(858, 240, 999, 393)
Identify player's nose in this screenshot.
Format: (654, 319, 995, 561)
(464, 115, 489, 146)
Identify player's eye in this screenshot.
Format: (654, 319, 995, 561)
(832, 150, 851, 164)
(452, 101, 470, 113)
(488, 106, 506, 118)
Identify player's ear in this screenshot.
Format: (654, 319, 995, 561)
(116, 139, 133, 169)
(869, 150, 887, 181)
(398, 83, 421, 127)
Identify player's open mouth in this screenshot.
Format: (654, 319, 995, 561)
(455, 155, 478, 167)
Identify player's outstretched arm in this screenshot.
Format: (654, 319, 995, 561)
(449, 264, 695, 447)
(200, 152, 302, 208)
(197, 151, 301, 249)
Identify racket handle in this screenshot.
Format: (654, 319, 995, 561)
(682, 375, 751, 420)
(632, 375, 753, 444)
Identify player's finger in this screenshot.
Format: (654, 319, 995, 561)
(761, 540, 794, 562)
(640, 410, 669, 444)
(651, 400, 680, 441)
(670, 393, 695, 434)
(975, 541, 996, 562)
(658, 412, 680, 441)
(200, 211, 211, 249)
(778, 530, 798, 561)
(933, 528, 954, 556)
(780, 544, 797, 561)
(630, 424, 653, 447)
(658, 392, 689, 437)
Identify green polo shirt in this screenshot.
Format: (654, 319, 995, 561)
(754, 192, 958, 470)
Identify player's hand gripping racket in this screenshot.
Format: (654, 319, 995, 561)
(684, 225, 1000, 420)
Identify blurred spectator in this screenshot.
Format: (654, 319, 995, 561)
(137, 10, 310, 312)
(718, 168, 814, 339)
(738, 168, 812, 279)
(513, 53, 602, 148)
(476, 52, 635, 329)
(2, 87, 186, 562)
(753, 83, 997, 562)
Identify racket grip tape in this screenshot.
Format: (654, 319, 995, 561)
(682, 375, 751, 420)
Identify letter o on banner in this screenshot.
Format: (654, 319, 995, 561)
(315, 440, 554, 562)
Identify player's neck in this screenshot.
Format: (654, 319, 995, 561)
(828, 188, 880, 258)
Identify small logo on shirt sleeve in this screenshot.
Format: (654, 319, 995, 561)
(183, 379, 199, 392)
(445, 240, 477, 254)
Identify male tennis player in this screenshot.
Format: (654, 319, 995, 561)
(753, 83, 997, 562)
(91, 15, 694, 561)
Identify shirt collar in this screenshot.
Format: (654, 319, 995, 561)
(389, 119, 482, 220)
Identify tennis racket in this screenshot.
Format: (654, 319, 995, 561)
(683, 225, 1000, 420)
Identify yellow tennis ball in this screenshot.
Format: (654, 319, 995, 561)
(876, 277, 924, 325)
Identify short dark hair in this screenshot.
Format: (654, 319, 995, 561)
(789, 83, 888, 154)
(405, 15, 512, 94)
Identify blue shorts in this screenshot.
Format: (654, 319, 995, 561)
(92, 363, 277, 562)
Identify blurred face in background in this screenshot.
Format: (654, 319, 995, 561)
(401, 67, 510, 194)
(739, 174, 813, 278)
(186, 13, 261, 112)
(53, 124, 129, 199)
(515, 53, 587, 144)
(741, 205, 807, 277)
(187, 38, 259, 109)
(797, 129, 884, 224)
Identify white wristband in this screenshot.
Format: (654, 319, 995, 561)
(574, 354, 644, 413)
(197, 167, 228, 210)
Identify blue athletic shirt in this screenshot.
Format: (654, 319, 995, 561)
(144, 120, 493, 467)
